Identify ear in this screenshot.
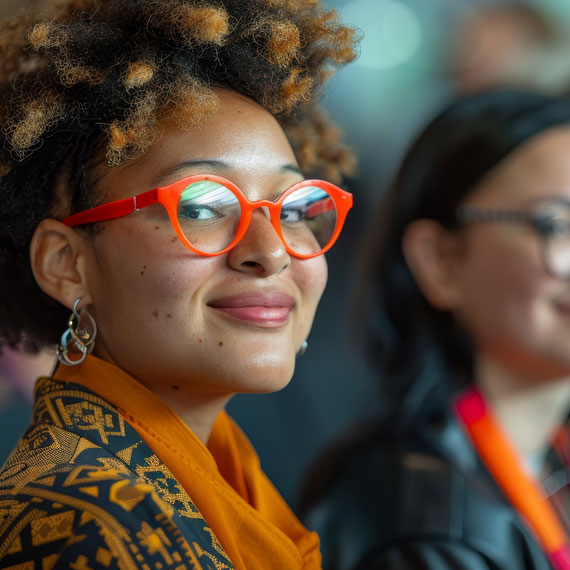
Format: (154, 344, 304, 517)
(402, 219, 463, 311)
(29, 218, 93, 311)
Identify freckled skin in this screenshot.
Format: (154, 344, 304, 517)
(81, 89, 327, 421)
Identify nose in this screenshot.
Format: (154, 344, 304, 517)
(227, 209, 290, 276)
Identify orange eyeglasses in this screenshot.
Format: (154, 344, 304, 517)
(63, 174, 353, 259)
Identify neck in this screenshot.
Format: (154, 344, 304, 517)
(476, 354, 570, 476)
(151, 388, 232, 445)
(91, 349, 232, 445)
(58, 353, 232, 446)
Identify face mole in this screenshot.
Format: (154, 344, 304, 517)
(218, 341, 223, 346)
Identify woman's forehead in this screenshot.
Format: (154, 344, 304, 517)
(92, 92, 300, 200)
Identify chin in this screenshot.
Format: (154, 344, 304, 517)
(508, 354, 570, 382)
(238, 381, 292, 395)
(227, 353, 297, 395)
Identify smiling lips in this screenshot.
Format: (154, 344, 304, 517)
(207, 292, 295, 325)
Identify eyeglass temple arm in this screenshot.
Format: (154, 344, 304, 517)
(62, 189, 159, 227)
(456, 206, 531, 224)
(305, 197, 335, 218)
(307, 189, 351, 217)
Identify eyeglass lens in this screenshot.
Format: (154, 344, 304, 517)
(539, 201, 570, 278)
(176, 180, 338, 255)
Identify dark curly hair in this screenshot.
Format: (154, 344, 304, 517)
(0, 0, 359, 351)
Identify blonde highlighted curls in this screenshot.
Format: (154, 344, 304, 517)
(29, 22, 68, 51)
(0, 0, 358, 177)
(7, 96, 66, 156)
(285, 104, 356, 183)
(124, 61, 156, 90)
(147, 1, 230, 46)
(167, 75, 221, 130)
(107, 91, 161, 166)
(172, 4, 230, 45)
(262, 20, 301, 67)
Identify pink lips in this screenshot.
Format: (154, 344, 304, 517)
(207, 292, 295, 326)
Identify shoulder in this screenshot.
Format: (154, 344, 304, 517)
(304, 414, 549, 570)
(0, 463, 214, 568)
(0, 423, 232, 569)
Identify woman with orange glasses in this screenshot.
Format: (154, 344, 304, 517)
(0, 1, 357, 568)
(304, 90, 570, 570)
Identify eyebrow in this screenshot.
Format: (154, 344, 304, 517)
(152, 159, 303, 185)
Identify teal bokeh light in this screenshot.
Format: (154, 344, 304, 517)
(343, 0, 423, 69)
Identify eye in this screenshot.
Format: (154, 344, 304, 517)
(547, 217, 570, 235)
(281, 207, 304, 223)
(535, 203, 570, 237)
(177, 180, 236, 224)
(178, 203, 223, 221)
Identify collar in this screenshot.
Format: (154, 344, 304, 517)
(53, 355, 321, 570)
(455, 386, 570, 570)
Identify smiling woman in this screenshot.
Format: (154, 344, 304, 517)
(0, 1, 358, 568)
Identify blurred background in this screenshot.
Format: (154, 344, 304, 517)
(2, 0, 570, 509)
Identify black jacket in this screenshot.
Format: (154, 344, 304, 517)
(303, 406, 554, 570)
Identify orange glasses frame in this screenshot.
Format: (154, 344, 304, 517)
(62, 174, 353, 259)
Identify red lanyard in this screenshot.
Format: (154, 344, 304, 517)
(454, 386, 570, 570)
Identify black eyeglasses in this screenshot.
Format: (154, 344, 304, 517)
(456, 200, 570, 279)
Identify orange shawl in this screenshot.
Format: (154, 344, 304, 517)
(54, 355, 321, 570)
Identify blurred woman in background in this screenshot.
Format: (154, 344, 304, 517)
(303, 90, 570, 570)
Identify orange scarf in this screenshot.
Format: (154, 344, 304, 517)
(54, 355, 321, 570)
(455, 387, 570, 570)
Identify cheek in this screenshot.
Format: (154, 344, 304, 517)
(293, 256, 327, 341)
(296, 255, 328, 306)
(455, 234, 553, 342)
(86, 222, 215, 329)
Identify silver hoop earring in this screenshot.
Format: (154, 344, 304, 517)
(297, 340, 308, 358)
(57, 298, 97, 366)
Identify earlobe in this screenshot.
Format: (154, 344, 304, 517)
(29, 219, 93, 311)
(402, 219, 462, 311)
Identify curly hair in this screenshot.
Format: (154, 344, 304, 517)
(0, 0, 358, 351)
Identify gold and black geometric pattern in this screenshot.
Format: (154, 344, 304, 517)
(0, 378, 234, 569)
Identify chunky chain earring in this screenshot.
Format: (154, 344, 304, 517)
(57, 298, 97, 366)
